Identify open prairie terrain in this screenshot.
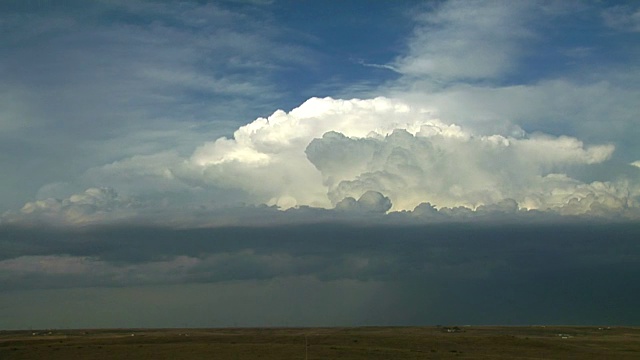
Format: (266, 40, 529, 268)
(1, 326, 639, 359)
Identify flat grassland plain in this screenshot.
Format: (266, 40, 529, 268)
(1, 326, 639, 359)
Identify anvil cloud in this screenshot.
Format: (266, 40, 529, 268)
(1, 0, 639, 329)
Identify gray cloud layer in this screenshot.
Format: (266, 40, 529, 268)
(1, 222, 639, 328)
(1, 0, 639, 329)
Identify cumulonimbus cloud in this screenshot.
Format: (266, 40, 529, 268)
(5, 1, 639, 227)
(15, 95, 633, 226)
(6, 95, 639, 227)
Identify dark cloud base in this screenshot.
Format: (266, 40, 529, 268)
(1, 222, 639, 329)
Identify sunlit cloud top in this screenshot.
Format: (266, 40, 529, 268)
(2, 0, 639, 227)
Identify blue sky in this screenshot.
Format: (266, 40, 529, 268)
(1, 0, 639, 328)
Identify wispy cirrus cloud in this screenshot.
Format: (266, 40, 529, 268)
(391, 0, 537, 82)
(602, 4, 640, 32)
(0, 0, 316, 212)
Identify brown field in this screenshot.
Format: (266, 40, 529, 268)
(1, 326, 639, 359)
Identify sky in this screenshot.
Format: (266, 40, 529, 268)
(1, 0, 639, 329)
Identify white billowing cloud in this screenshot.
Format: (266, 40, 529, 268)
(5, 187, 138, 225)
(306, 124, 621, 212)
(7, 95, 637, 225)
(335, 191, 392, 214)
(187, 97, 439, 209)
(393, 0, 535, 81)
(517, 175, 636, 216)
